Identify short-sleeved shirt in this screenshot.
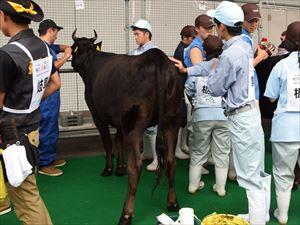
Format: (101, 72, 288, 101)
(0, 29, 57, 133)
(264, 51, 300, 142)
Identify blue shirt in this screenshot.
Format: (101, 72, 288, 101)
(187, 36, 254, 112)
(47, 43, 60, 62)
(184, 36, 205, 67)
(264, 51, 300, 142)
(242, 28, 260, 100)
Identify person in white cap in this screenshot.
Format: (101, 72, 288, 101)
(129, 19, 159, 172)
(170, 1, 270, 224)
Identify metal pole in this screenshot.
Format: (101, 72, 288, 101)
(141, 0, 146, 19)
(125, 0, 130, 54)
(258, 0, 263, 41)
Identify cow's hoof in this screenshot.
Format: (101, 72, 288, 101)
(167, 200, 179, 211)
(101, 168, 113, 177)
(115, 165, 126, 176)
(118, 214, 132, 225)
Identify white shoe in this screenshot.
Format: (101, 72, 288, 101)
(142, 133, 156, 160)
(201, 167, 209, 175)
(189, 181, 205, 194)
(274, 208, 288, 225)
(213, 167, 228, 197)
(213, 184, 226, 197)
(238, 175, 271, 223)
(228, 169, 237, 181)
(273, 190, 291, 225)
(188, 165, 204, 194)
(175, 128, 189, 159)
(143, 133, 158, 172)
(146, 160, 158, 171)
(247, 190, 266, 225)
(175, 149, 189, 159)
(180, 127, 189, 154)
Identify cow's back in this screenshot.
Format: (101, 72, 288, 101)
(90, 48, 182, 128)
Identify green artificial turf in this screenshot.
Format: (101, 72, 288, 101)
(1, 143, 299, 225)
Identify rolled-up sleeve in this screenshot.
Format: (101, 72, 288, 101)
(207, 55, 236, 97)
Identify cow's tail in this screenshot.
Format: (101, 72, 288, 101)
(152, 55, 167, 194)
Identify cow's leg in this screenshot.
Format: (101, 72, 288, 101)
(115, 131, 126, 176)
(163, 123, 179, 211)
(97, 124, 114, 176)
(118, 130, 143, 225)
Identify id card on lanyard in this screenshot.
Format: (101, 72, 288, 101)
(3, 42, 52, 114)
(283, 61, 300, 112)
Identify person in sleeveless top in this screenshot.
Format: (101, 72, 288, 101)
(0, 1, 60, 224)
(264, 21, 300, 225)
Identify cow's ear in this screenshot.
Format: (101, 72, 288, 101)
(95, 41, 102, 51)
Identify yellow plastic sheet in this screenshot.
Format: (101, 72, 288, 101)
(0, 149, 8, 200)
(202, 213, 249, 225)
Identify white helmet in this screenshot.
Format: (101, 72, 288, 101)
(130, 19, 152, 34)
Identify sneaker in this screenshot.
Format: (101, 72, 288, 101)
(52, 159, 66, 167)
(0, 197, 12, 216)
(39, 166, 63, 176)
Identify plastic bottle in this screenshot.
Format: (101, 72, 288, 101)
(259, 37, 268, 49)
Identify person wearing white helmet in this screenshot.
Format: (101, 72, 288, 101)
(129, 19, 159, 172)
(170, 1, 270, 224)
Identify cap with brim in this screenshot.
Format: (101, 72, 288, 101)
(242, 3, 261, 22)
(130, 19, 152, 34)
(207, 1, 244, 27)
(38, 19, 63, 34)
(180, 25, 196, 37)
(0, 0, 44, 22)
(195, 14, 215, 29)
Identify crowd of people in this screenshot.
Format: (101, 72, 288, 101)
(0, 0, 298, 225)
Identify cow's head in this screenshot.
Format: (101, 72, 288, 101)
(71, 29, 103, 74)
(71, 29, 102, 57)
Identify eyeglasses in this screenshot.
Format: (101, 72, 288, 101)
(249, 18, 260, 24)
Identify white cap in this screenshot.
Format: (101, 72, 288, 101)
(130, 19, 152, 33)
(207, 1, 244, 27)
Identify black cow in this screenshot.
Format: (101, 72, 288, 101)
(71, 30, 182, 225)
